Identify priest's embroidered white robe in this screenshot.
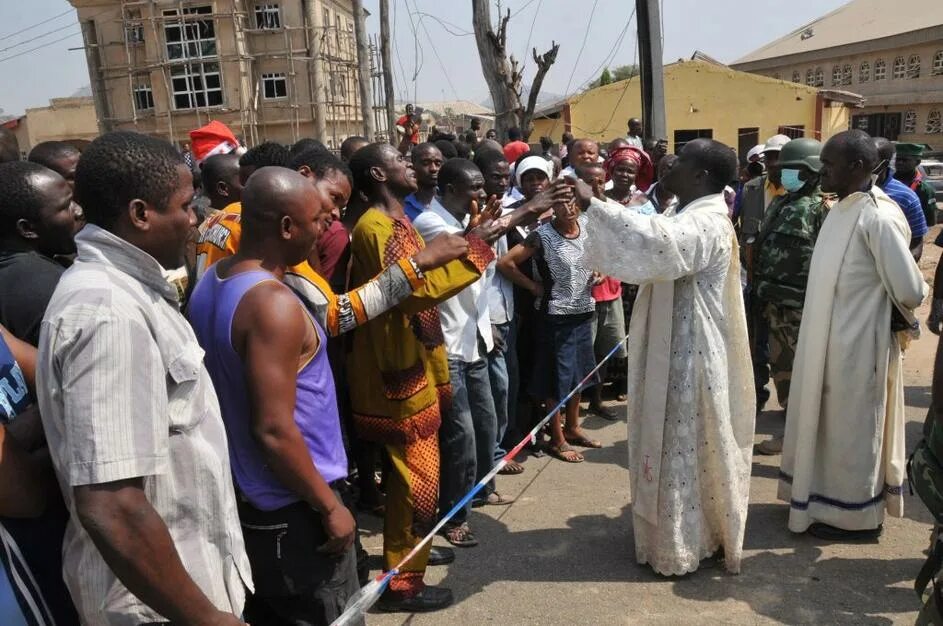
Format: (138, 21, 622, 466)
(583, 193, 755, 575)
(779, 188, 927, 532)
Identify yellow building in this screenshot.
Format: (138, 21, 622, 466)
(531, 59, 862, 158)
(1, 96, 100, 156)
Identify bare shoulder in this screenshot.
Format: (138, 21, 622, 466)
(234, 279, 307, 340)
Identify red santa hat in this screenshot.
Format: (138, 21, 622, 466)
(188, 120, 239, 164)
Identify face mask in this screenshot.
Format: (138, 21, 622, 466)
(780, 168, 806, 192)
(870, 159, 888, 187)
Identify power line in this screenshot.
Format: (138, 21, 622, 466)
(0, 20, 78, 55)
(414, 7, 460, 101)
(413, 12, 473, 37)
(520, 0, 543, 67)
(0, 30, 82, 65)
(509, 0, 540, 19)
(560, 0, 600, 99)
(401, 0, 424, 103)
(0, 8, 72, 42)
(570, 24, 641, 138)
(572, 7, 636, 93)
(391, 0, 410, 101)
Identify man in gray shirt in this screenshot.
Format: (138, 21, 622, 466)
(37, 131, 252, 625)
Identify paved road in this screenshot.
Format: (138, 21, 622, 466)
(358, 239, 942, 625)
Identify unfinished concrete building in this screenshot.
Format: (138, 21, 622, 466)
(70, 0, 372, 149)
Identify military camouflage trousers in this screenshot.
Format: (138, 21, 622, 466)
(763, 303, 803, 410)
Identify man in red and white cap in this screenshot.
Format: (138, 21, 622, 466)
(189, 120, 243, 165)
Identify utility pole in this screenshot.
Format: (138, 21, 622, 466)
(636, 0, 666, 140)
(303, 0, 327, 140)
(379, 0, 397, 146)
(351, 0, 375, 140)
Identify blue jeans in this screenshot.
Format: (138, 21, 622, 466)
(439, 357, 498, 524)
(488, 321, 512, 461)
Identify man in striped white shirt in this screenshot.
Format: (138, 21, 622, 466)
(37, 132, 252, 626)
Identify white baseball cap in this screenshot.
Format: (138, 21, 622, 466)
(763, 134, 792, 153)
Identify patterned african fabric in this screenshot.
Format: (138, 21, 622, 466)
(346, 207, 493, 441)
(346, 207, 493, 595)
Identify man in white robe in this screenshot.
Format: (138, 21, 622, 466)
(779, 130, 928, 540)
(576, 138, 755, 575)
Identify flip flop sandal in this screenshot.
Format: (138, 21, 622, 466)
(498, 460, 525, 475)
(565, 434, 603, 449)
(548, 443, 584, 463)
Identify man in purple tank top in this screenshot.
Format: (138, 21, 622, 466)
(188, 167, 360, 625)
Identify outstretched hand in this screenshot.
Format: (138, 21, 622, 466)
(467, 196, 503, 229)
(527, 180, 573, 215)
(467, 195, 511, 244)
(566, 176, 597, 210)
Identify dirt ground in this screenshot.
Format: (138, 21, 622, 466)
(359, 229, 943, 625)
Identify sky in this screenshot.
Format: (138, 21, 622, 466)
(0, 0, 851, 116)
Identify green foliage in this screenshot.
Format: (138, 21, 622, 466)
(587, 64, 639, 90)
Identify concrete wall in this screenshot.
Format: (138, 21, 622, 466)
(6, 97, 100, 154)
(532, 61, 850, 157)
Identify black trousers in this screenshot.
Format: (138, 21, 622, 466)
(239, 491, 362, 626)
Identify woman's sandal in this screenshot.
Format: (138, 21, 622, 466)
(548, 443, 584, 463)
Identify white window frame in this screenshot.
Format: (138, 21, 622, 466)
(132, 75, 154, 112)
(163, 6, 216, 61)
(791, 70, 801, 83)
(934, 51, 943, 76)
(874, 59, 886, 80)
(261, 72, 288, 99)
(928, 110, 942, 135)
(908, 55, 921, 79)
(170, 62, 223, 110)
(858, 61, 870, 83)
(903, 110, 917, 135)
(841, 64, 852, 86)
(893, 56, 906, 79)
(254, 3, 282, 30)
(831, 65, 841, 86)
(814, 67, 824, 87)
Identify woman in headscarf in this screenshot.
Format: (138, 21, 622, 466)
(601, 145, 656, 403)
(604, 145, 655, 206)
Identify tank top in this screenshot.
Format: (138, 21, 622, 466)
(188, 267, 347, 511)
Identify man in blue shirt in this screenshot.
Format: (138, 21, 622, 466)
(874, 137, 927, 260)
(403, 143, 444, 222)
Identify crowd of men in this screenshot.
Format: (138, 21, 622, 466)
(0, 106, 941, 624)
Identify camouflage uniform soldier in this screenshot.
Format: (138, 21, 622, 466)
(752, 138, 828, 455)
(895, 142, 939, 227)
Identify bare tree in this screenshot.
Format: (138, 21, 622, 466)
(472, 0, 559, 141)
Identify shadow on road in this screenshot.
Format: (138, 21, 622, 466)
(672, 539, 922, 624)
(906, 385, 933, 410)
(423, 500, 923, 623)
